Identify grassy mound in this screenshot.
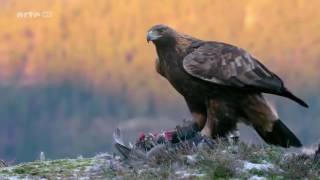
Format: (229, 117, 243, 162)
(0, 142, 319, 179)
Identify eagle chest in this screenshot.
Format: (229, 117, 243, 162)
(159, 58, 196, 96)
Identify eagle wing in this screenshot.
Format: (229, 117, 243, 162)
(183, 42, 284, 93)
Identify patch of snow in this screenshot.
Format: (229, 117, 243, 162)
(94, 152, 114, 160)
(302, 146, 317, 155)
(0, 176, 42, 180)
(242, 161, 274, 171)
(1, 166, 14, 173)
(78, 178, 90, 180)
(2, 176, 21, 180)
(73, 168, 81, 177)
(175, 170, 205, 178)
(137, 168, 156, 175)
(249, 175, 267, 180)
(186, 154, 198, 165)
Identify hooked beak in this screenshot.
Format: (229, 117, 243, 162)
(147, 30, 161, 43)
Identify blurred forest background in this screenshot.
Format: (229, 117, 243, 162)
(0, 0, 319, 162)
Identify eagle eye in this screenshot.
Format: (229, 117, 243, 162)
(157, 29, 164, 33)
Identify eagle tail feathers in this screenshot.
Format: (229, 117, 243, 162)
(282, 88, 308, 108)
(254, 120, 302, 148)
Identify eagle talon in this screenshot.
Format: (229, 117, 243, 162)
(172, 121, 200, 143)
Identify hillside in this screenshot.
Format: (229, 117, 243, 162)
(0, 0, 319, 166)
(0, 142, 319, 179)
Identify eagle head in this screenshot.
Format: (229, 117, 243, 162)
(147, 24, 176, 44)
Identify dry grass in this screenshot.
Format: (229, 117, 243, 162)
(0, 141, 319, 179)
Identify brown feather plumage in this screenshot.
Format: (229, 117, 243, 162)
(147, 24, 306, 147)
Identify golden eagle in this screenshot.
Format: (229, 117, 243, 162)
(147, 24, 308, 147)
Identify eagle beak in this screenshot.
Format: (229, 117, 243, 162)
(147, 30, 161, 43)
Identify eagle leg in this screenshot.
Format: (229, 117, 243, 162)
(204, 99, 238, 140)
(185, 98, 207, 130)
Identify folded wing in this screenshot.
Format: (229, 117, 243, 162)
(183, 42, 284, 93)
